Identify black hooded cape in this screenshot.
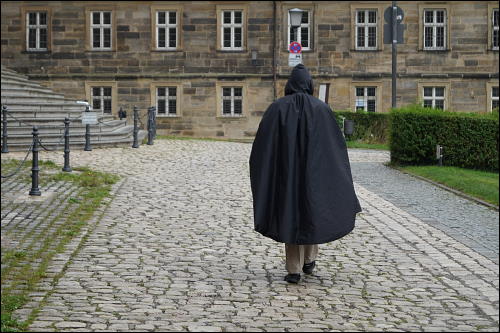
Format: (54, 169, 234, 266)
(249, 64, 362, 245)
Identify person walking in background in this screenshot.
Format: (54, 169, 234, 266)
(249, 64, 362, 284)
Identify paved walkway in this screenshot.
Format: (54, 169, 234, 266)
(2, 140, 499, 332)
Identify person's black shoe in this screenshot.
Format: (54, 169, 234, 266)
(302, 261, 316, 275)
(284, 273, 301, 284)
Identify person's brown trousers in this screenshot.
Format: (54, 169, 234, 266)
(285, 244, 318, 274)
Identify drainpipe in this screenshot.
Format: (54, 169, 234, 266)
(273, 1, 277, 101)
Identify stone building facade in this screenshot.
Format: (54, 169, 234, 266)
(1, 1, 499, 139)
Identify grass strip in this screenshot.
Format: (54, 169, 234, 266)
(398, 165, 499, 206)
(1, 161, 119, 332)
(346, 140, 389, 150)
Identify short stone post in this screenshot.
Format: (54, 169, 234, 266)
(2, 105, 8, 153)
(132, 106, 139, 148)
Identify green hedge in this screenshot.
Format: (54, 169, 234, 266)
(390, 105, 499, 171)
(333, 110, 390, 144)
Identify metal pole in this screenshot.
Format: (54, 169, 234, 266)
(29, 126, 41, 196)
(147, 107, 153, 145)
(391, 1, 397, 108)
(84, 105, 92, 151)
(62, 117, 72, 172)
(152, 107, 157, 138)
(2, 105, 8, 153)
(132, 106, 139, 148)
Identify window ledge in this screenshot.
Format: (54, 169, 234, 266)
(217, 115, 246, 119)
(157, 115, 181, 118)
(217, 49, 247, 53)
(22, 50, 51, 54)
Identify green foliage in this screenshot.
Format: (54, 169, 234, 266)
(333, 110, 390, 144)
(390, 105, 499, 171)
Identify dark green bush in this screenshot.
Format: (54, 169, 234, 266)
(333, 110, 390, 144)
(390, 105, 499, 171)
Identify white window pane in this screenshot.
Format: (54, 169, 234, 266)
(169, 11, 176, 25)
(424, 87, 433, 97)
(92, 12, 100, 24)
(158, 12, 165, 24)
(234, 11, 242, 24)
(435, 87, 444, 97)
(223, 11, 231, 24)
(357, 11, 365, 24)
(93, 28, 100, 47)
(158, 28, 166, 48)
(29, 12, 37, 25)
(425, 11, 433, 24)
(103, 12, 111, 25)
(368, 11, 376, 24)
(493, 87, 499, 98)
(103, 28, 111, 48)
(28, 29, 37, 48)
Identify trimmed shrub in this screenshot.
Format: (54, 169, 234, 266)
(390, 105, 499, 171)
(333, 110, 390, 144)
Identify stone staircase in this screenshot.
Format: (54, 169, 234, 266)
(1, 66, 147, 151)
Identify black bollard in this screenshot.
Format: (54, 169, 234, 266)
(152, 107, 157, 138)
(62, 117, 72, 172)
(132, 106, 139, 148)
(2, 105, 8, 153)
(147, 107, 154, 145)
(29, 126, 41, 196)
(84, 105, 92, 151)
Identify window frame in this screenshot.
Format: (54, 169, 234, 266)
(287, 9, 312, 51)
(151, 5, 183, 51)
(150, 82, 183, 117)
(21, 7, 52, 52)
(355, 9, 378, 51)
(216, 82, 247, 118)
(418, 4, 450, 51)
(282, 4, 315, 52)
(216, 4, 247, 52)
(417, 82, 450, 110)
(85, 81, 118, 116)
(350, 81, 383, 112)
(489, 4, 499, 51)
(355, 86, 378, 112)
(85, 6, 116, 52)
(90, 11, 113, 51)
(350, 4, 384, 51)
(486, 81, 499, 112)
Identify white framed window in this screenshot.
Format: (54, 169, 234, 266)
(355, 10, 377, 50)
(26, 12, 48, 51)
(222, 87, 243, 116)
(221, 10, 243, 50)
(91, 87, 112, 114)
(288, 10, 311, 50)
(156, 11, 177, 50)
(423, 87, 445, 109)
(492, 86, 499, 111)
(493, 9, 499, 50)
(355, 87, 377, 112)
(91, 11, 112, 50)
(156, 87, 177, 116)
(423, 9, 446, 50)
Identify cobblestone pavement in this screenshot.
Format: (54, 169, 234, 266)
(2, 140, 499, 332)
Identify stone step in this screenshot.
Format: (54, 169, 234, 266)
(1, 95, 75, 104)
(1, 79, 48, 90)
(1, 120, 128, 136)
(3, 103, 86, 112)
(1, 67, 28, 79)
(1, 87, 65, 98)
(1, 72, 33, 84)
(0, 130, 148, 151)
(1, 125, 137, 145)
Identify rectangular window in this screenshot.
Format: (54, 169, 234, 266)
(221, 10, 243, 50)
(222, 87, 243, 116)
(493, 9, 499, 50)
(355, 87, 377, 112)
(91, 11, 112, 50)
(156, 87, 177, 116)
(355, 10, 377, 50)
(91, 87, 112, 113)
(156, 11, 177, 49)
(26, 12, 48, 51)
(423, 86, 445, 109)
(492, 86, 499, 111)
(423, 9, 447, 50)
(288, 10, 311, 50)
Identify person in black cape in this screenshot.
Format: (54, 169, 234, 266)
(249, 64, 362, 284)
